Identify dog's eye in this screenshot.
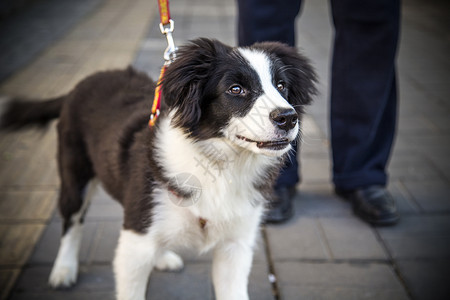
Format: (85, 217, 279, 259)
(228, 85, 245, 95)
(277, 81, 286, 91)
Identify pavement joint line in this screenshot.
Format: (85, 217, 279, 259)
(0, 220, 55, 225)
(404, 72, 449, 108)
(0, 186, 59, 191)
(422, 154, 450, 184)
(314, 216, 334, 259)
(85, 222, 105, 266)
(261, 226, 280, 300)
(374, 229, 416, 300)
(269, 258, 392, 265)
(395, 180, 423, 213)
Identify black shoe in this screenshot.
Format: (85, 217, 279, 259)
(335, 186, 399, 226)
(265, 186, 296, 224)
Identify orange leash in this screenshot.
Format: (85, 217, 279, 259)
(157, 0, 171, 26)
(149, 0, 177, 127)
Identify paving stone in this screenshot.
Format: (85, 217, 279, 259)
(85, 202, 123, 221)
(397, 115, 437, 135)
(301, 155, 332, 184)
(10, 292, 115, 300)
(319, 217, 387, 260)
(147, 263, 213, 300)
(396, 260, 450, 300)
(0, 268, 20, 300)
(0, 0, 104, 83)
(388, 153, 443, 182)
(274, 261, 409, 300)
(29, 221, 101, 264)
(377, 215, 450, 260)
(402, 180, 450, 212)
(88, 221, 122, 264)
(28, 222, 61, 264)
(281, 285, 410, 300)
(387, 181, 422, 214)
(0, 224, 45, 267)
(248, 263, 274, 300)
(295, 189, 353, 217)
(266, 216, 331, 260)
(427, 154, 450, 182)
(403, 135, 450, 159)
(0, 190, 57, 221)
(12, 265, 115, 295)
(0, 128, 59, 188)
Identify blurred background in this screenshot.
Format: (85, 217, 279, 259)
(0, 0, 449, 299)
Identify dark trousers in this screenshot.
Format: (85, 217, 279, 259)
(238, 0, 400, 190)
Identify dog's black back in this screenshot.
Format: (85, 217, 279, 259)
(1, 67, 158, 231)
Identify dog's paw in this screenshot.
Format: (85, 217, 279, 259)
(155, 250, 184, 272)
(48, 262, 78, 288)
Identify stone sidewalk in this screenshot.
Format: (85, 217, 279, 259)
(1, 0, 449, 299)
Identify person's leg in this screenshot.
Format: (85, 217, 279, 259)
(330, 0, 400, 225)
(237, 0, 303, 223)
(238, 0, 302, 47)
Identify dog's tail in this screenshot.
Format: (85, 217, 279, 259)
(0, 95, 65, 130)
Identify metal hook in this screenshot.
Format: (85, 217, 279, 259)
(159, 20, 177, 63)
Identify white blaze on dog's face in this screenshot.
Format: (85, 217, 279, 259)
(223, 49, 299, 156)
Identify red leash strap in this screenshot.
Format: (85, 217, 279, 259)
(149, 0, 177, 127)
(157, 0, 171, 26)
(149, 65, 166, 127)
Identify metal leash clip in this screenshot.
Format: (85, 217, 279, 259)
(159, 19, 177, 63)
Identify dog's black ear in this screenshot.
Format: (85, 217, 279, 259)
(161, 38, 231, 129)
(252, 42, 317, 109)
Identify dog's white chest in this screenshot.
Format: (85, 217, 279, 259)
(152, 186, 263, 253)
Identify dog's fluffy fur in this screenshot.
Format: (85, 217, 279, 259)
(1, 38, 315, 300)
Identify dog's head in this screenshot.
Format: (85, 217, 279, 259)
(162, 38, 316, 156)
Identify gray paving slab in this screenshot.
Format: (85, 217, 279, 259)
(402, 180, 450, 213)
(147, 263, 213, 300)
(396, 260, 450, 300)
(377, 215, 450, 260)
(0, 0, 105, 83)
(274, 261, 410, 300)
(387, 181, 422, 214)
(319, 217, 387, 260)
(294, 190, 353, 217)
(11, 292, 115, 300)
(0, 269, 20, 300)
(300, 155, 332, 184)
(249, 263, 274, 300)
(87, 221, 123, 264)
(266, 216, 331, 261)
(85, 201, 123, 220)
(388, 153, 443, 182)
(10, 265, 115, 299)
(29, 220, 100, 264)
(0, 224, 45, 267)
(428, 154, 450, 182)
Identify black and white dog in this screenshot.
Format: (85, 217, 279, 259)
(1, 38, 315, 300)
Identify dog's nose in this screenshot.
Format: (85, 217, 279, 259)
(270, 108, 298, 131)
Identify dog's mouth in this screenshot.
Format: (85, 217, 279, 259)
(236, 135, 290, 150)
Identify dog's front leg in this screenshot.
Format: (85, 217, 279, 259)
(113, 229, 156, 300)
(212, 240, 253, 300)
